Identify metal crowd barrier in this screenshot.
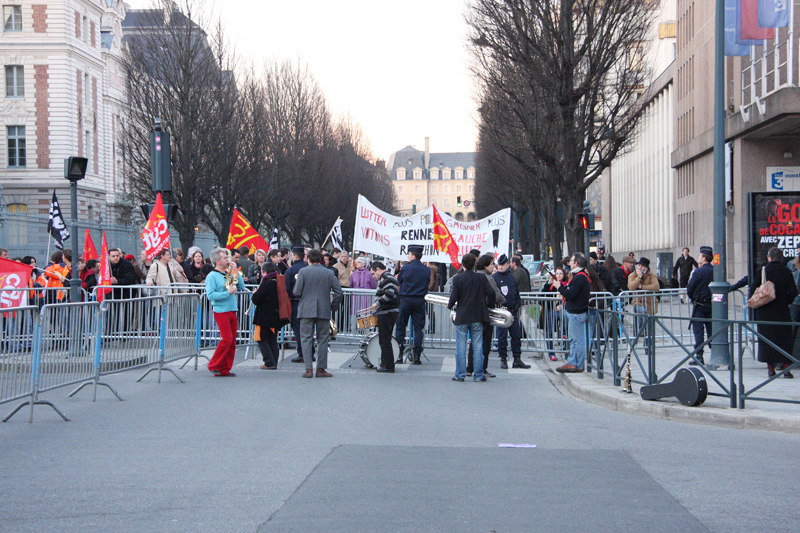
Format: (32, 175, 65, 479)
(1, 306, 40, 421)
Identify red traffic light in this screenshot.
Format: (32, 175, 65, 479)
(577, 213, 589, 230)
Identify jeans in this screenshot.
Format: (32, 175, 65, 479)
(456, 322, 484, 381)
(565, 311, 587, 369)
(467, 322, 493, 373)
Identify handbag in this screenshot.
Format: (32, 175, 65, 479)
(276, 274, 292, 323)
(748, 267, 775, 309)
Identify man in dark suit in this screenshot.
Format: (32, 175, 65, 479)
(293, 249, 343, 378)
(448, 253, 496, 382)
(285, 246, 312, 363)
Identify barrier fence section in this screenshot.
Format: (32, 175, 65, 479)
(0, 306, 39, 417)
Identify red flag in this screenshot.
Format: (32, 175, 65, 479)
(226, 208, 270, 254)
(432, 205, 461, 269)
(741, 0, 774, 40)
(96, 231, 112, 302)
(0, 257, 34, 309)
(142, 193, 170, 261)
(83, 229, 99, 262)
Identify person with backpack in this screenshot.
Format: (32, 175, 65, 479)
(251, 262, 290, 370)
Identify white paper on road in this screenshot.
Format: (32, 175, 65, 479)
(353, 195, 511, 261)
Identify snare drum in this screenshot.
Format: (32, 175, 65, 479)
(356, 314, 378, 329)
(359, 332, 400, 369)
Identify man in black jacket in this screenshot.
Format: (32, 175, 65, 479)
(494, 255, 530, 369)
(686, 251, 713, 366)
(448, 253, 496, 382)
(590, 252, 611, 292)
(673, 248, 698, 290)
(552, 252, 591, 373)
(610, 255, 635, 296)
(108, 248, 137, 300)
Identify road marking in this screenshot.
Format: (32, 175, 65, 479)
(441, 356, 456, 374)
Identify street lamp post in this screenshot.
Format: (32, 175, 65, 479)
(710, 0, 731, 370)
(64, 157, 88, 303)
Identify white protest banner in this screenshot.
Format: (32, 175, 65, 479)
(353, 195, 511, 260)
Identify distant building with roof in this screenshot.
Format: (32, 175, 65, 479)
(386, 138, 477, 221)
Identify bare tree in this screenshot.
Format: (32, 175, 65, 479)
(467, 0, 656, 257)
(122, 0, 236, 250)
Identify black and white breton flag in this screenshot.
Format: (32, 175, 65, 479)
(47, 191, 70, 250)
(331, 218, 343, 250)
(269, 226, 280, 250)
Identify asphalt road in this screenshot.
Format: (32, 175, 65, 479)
(1, 348, 798, 532)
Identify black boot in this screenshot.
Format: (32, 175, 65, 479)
(512, 357, 531, 369)
(412, 355, 421, 365)
(500, 357, 508, 369)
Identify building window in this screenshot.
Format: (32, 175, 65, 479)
(415, 198, 421, 206)
(443, 185, 449, 193)
(468, 184, 474, 193)
(413, 169, 422, 180)
(397, 168, 406, 180)
(467, 212, 477, 221)
(430, 169, 438, 180)
(398, 185, 404, 194)
(6, 203, 27, 245)
(5, 65, 23, 97)
(430, 185, 437, 193)
(444, 198, 450, 207)
(455, 168, 463, 180)
(7, 125, 26, 168)
(398, 199, 405, 208)
(456, 185, 462, 193)
(467, 168, 475, 180)
(84, 73, 90, 108)
(3, 5, 21, 31)
(455, 212, 464, 221)
(415, 185, 421, 193)
(443, 168, 451, 180)
(82, 16, 88, 43)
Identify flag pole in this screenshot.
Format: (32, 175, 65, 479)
(321, 217, 341, 249)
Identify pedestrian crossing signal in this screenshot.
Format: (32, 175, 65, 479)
(578, 213, 589, 230)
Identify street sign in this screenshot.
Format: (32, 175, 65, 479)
(463, 200, 471, 207)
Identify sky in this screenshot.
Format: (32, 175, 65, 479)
(123, 0, 480, 162)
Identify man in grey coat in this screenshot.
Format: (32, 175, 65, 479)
(293, 249, 344, 378)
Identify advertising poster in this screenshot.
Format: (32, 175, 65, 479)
(749, 192, 800, 279)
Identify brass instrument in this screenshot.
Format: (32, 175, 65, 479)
(329, 319, 338, 338)
(224, 264, 240, 290)
(424, 294, 514, 328)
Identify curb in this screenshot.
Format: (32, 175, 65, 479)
(540, 360, 800, 434)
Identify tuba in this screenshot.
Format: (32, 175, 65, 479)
(424, 294, 514, 328)
(224, 264, 240, 290)
(329, 319, 338, 338)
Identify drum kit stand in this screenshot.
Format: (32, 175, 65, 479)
(347, 307, 431, 368)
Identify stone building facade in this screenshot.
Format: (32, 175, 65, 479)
(0, 0, 127, 230)
(387, 137, 477, 221)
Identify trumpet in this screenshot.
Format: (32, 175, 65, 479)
(224, 264, 240, 290)
(424, 294, 514, 328)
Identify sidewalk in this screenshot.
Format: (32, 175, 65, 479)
(537, 342, 800, 433)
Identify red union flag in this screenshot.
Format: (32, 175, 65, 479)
(432, 204, 460, 269)
(83, 229, 99, 262)
(96, 231, 112, 302)
(0, 257, 33, 309)
(142, 193, 170, 260)
(226, 208, 270, 254)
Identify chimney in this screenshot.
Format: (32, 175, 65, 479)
(375, 159, 386, 170)
(424, 137, 430, 170)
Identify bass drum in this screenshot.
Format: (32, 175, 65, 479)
(359, 332, 400, 369)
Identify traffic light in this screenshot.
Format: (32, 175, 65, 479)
(457, 196, 462, 207)
(587, 212, 595, 231)
(150, 118, 172, 192)
(577, 213, 589, 230)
